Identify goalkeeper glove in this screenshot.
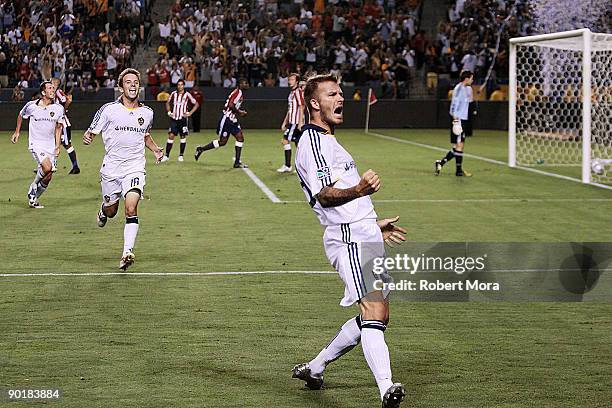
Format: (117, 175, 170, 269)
(452, 119, 463, 136)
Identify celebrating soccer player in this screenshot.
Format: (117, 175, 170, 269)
(11, 80, 65, 209)
(292, 74, 408, 408)
(277, 73, 304, 173)
(161, 79, 199, 163)
(435, 70, 474, 177)
(52, 77, 80, 174)
(83, 68, 163, 271)
(194, 78, 249, 168)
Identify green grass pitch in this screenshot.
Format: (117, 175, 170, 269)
(1, 128, 611, 407)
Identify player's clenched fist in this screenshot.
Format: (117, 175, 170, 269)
(356, 169, 380, 196)
(83, 131, 94, 145)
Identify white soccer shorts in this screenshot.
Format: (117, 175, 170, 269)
(29, 147, 57, 171)
(323, 219, 389, 307)
(100, 171, 146, 205)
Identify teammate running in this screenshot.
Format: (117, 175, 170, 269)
(83, 68, 163, 270)
(11, 80, 65, 208)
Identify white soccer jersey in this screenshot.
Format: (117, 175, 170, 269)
(287, 87, 304, 124)
(88, 99, 154, 178)
(169, 90, 196, 119)
(222, 88, 243, 122)
(19, 100, 64, 152)
(296, 124, 377, 226)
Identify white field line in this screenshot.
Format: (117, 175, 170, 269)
(367, 131, 612, 191)
(280, 198, 612, 204)
(241, 167, 282, 203)
(0, 270, 335, 278)
(3, 269, 609, 278)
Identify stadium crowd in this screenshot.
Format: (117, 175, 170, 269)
(432, 0, 532, 86)
(0, 0, 151, 100)
(149, 0, 424, 98)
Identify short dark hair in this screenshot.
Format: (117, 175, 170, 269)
(304, 73, 339, 113)
(39, 80, 53, 93)
(288, 73, 300, 81)
(177, 79, 185, 86)
(460, 70, 474, 81)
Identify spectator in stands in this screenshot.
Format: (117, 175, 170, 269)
(104, 73, 116, 88)
(12, 83, 24, 101)
(170, 62, 183, 88)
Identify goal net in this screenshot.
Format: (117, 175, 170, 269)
(508, 29, 612, 186)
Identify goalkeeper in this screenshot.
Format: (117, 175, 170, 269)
(435, 70, 473, 177)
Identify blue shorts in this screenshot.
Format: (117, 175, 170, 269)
(217, 115, 241, 138)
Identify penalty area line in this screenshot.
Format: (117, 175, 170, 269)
(367, 131, 612, 191)
(241, 167, 282, 203)
(0, 270, 336, 278)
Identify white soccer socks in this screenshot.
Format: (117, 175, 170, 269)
(361, 321, 394, 400)
(309, 315, 362, 375)
(123, 216, 139, 255)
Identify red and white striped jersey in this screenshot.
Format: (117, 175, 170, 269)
(169, 90, 197, 120)
(222, 88, 243, 123)
(287, 87, 304, 124)
(54, 88, 71, 127)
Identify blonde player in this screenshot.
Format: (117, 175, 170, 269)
(292, 74, 407, 408)
(277, 73, 304, 173)
(11, 80, 65, 208)
(83, 68, 163, 270)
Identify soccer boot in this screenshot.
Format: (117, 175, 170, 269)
(382, 383, 406, 408)
(456, 170, 472, 177)
(119, 252, 135, 271)
(233, 161, 248, 168)
(69, 167, 81, 174)
(434, 160, 442, 175)
(160, 156, 170, 163)
(28, 199, 44, 209)
(277, 164, 292, 173)
(178, 155, 184, 162)
(97, 205, 108, 228)
(292, 363, 324, 390)
(194, 146, 205, 161)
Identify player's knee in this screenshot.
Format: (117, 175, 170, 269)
(218, 137, 228, 146)
(359, 297, 388, 321)
(456, 142, 464, 151)
(235, 133, 244, 142)
(281, 139, 289, 145)
(125, 205, 138, 217)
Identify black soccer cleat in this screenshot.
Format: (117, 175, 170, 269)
(456, 170, 472, 177)
(382, 383, 406, 408)
(69, 167, 80, 174)
(194, 146, 205, 161)
(292, 363, 324, 390)
(434, 160, 442, 176)
(233, 161, 248, 168)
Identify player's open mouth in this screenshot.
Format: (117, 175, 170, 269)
(334, 106, 343, 114)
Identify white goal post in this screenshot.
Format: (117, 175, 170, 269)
(508, 28, 612, 186)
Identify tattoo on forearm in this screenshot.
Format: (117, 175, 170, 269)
(316, 186, 360, 208)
